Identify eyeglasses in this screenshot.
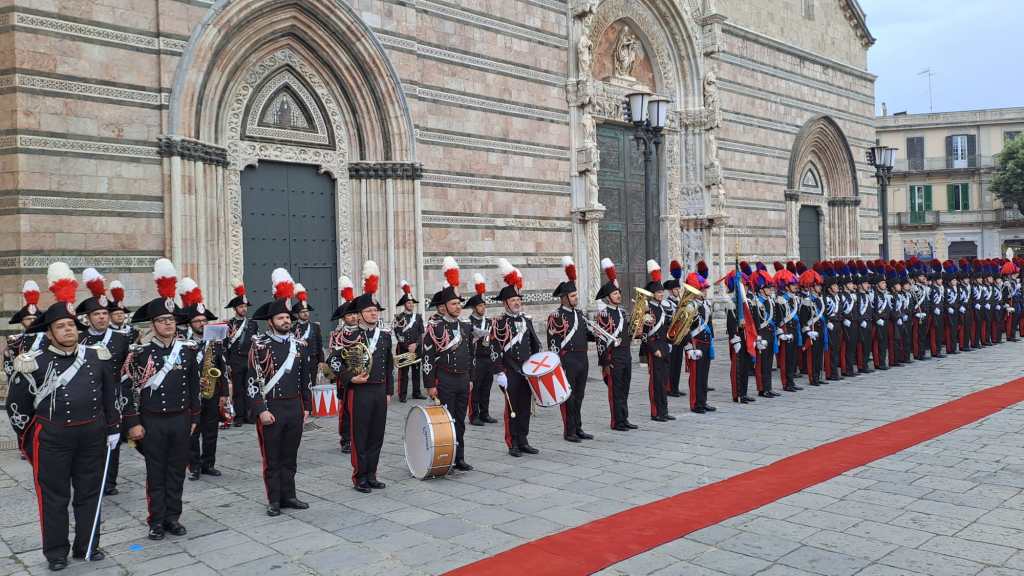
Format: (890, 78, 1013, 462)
(153, 317, 177, 325)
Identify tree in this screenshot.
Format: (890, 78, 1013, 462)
(991, 134, 1024, 215)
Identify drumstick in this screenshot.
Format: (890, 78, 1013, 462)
(499, 386, 516, 418)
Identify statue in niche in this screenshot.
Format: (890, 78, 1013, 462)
(703, 71, 720, 129)
(582, 112, 596, 148)
(577, 19, 594, 77)
(613, 27, 641, 81)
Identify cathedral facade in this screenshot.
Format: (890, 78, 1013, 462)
(0, 0, 876, 324)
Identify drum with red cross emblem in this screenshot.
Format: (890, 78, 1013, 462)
(522, 351, 571, 407)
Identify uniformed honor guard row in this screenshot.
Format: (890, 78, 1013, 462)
(5, 252, 1023, 571)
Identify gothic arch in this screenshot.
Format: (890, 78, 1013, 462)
(785, 115, 861, 260)
(164, 0, 420, 311)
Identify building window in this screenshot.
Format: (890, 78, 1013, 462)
(1006, 131, 1022, 144)
(947, 183, 970, 211)
(946, 134, 976, 169)
(909, 185, 931, 212)
(906, 136, 924, 171)
(802, 0, 815, 20)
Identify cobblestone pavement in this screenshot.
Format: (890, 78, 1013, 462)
(1, 340, 1022, 576)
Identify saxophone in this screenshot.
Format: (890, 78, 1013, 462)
(200, 341, 222, 400)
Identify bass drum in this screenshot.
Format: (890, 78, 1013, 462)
(404, 404, 457, 480)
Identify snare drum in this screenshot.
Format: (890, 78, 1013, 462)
(311, 384, 338, 417)
(522, 351, 571, 407)
(404, 404, 457, 479)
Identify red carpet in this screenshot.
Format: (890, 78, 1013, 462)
(447, 377, 1024, 576)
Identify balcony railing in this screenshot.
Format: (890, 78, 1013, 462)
(894, 208, 1024, 228)
(893, 155, 996, 172)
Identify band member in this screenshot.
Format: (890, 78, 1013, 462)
(394, 281, 425, 402)
(855, 262, 876, 372)
(871, 267, 891, 370)
(798, 267, 826, 386)
(328, 276, 357, 453)
(681, 271, 715, 413)
(1003, 259, 1020, 341)
(5, 263, 121, 570)
(664, 260, 685, 398)
(248, 269, 312, 513)
(4, 281, 46, 382)
(107, 281, 140, 344)
(595, 258, 635, 429)
(822, 263, 844, 380)
(491, 259, 542, 456)
(423, 257, 474, 470)
(774, 264, 802, 391)
(292, 284, 325, 376)
(330, 262, 392, 492)
(467, 274, 497, 426)
(548, 256, 594, 442)
(121, 259, 200, 540)
(723, 265, 755, 403)
(750, 265, 778, 398)
(76, 269, 131, 497)
(909, 262, 931, 360)
(840, 263, 860, 376)
(179, 281, 228, 481)
(225, 281, 258, 425)
(986, 264, 1001, 344)
(943, 261, 961, 354)
(964, 262, 979, 350)
(641, 260, 675, 421)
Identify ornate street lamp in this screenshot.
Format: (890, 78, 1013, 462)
(625, 92, 669, 263)
(867, 144, 897, 260)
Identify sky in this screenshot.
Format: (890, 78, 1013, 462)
(860, 0, 1024, 116)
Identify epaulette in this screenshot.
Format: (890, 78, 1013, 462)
(13, 349, 42, 374)
(427, 316, 442, 325)
(89, 343, 112, 361)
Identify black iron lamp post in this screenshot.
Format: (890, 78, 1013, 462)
(625, 92, 670, 262)
(867, 144, 897, 260)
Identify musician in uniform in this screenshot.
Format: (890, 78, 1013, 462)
(664, 260, 685, 398)
(723, 264, 755, 403)
(467, 274, 497, 426)
(548, 256, 595, 442)
(225, 281, 258, 426)
(909, 262, 932, 361)
(929, 260, 947, 357)
(963, 262, 980, 350)
(797, 267, 826, 386)
(773, 264, 802, 391)
(179, 283, 228, 481)
(595, 258, 635, 429)
(1002, 259, 1020, 342)
(871, 267, 891, 370)
(839, 263, 860, 377)
(121, 259, 200, 541)
(394, 281, 425, 402)
(641, 260, 675, 421)
(854, 262, 876, 373)
(246, 269, 312, 513)
(942, 261, 961, 354)
(679, 271, 715, 413)
(328, 276, 357, 453)
(750, 265, 778, 398)
(491, 259, 542, 457)
(76, 269, 131, 497)
(5, 263, 121, 570)
(291, 284, 324, 378)
(329, 262, 392, 492)
(4, 281, 46, 383)
(107, 280, 140, 345)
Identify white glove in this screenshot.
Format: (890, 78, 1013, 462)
(996, 305, 1002, 310)
(843, 319, 851, 328)
(827, 322, 834, 330)
(959, 306, 966, 313)
(686, 349, 703, 360)
(807, 331, 819, 340)
(916, 312, 926, 319)
(876, 319, 884, 326)
(730, 336, 742, 353)
(975, 304, 982, 310)
(896, 319, 903, 326)
(775, 328, 784, 337)
(495, 372, 508, 390)
(860, 321, 867, 328)
(985, 304, 991, 310)
(948, 307, 955, 314)
(781, 334, 793, 342)
(902, 315, 909, 322)
(756, 338, 767, 351)
(107, 433, 120, 450)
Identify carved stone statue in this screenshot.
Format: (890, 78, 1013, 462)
(577, 32, 593, 79)
(582, 112, 596, 148)
(703, 70, 720, 129)
(613, 27, 641, 80)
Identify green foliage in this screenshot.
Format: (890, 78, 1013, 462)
(992, 135, 1024, 214)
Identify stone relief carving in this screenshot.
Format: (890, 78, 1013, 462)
(224, 48, 350, 284)
(703, 70, 720, 129)
(612, 27, 641, 80)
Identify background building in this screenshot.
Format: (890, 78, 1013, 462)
(876, 107, 1024, 261)
(0, 0, 876, 329)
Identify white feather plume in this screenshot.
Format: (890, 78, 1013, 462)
(23, 280, 40, 293)
(48, 262, 74, 285)
(153, 258, 177, 280)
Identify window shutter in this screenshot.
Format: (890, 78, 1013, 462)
(924, 185, 932, 210)
(907, 137, 924, 170)
(945, 136, 954, 169)
(962, 183, 970, 210)
(907, 187, 914, 212)
(967, 135, 977, 167)
(947, 184, 955, 211)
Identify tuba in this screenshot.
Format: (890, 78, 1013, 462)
(667, 283, 704, 346)
(200, 341, 222, 400)
(627, 287, 653, 339)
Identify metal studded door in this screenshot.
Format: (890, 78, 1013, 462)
(598, 124, 652, 298)
(241, 161, 337, 329)
(798, 205, 822, 264)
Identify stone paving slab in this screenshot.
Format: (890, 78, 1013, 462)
(1, 340, 1022, 575)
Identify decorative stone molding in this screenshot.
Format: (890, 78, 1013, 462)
(348, 162, 424, 180)
(7, 10, 185, 54)
(416, 129, 569, 159)
(423, 255, 569, 267)
(243, 69, 332, 147)
(403, 84, 568, 123)
(0, 72, 168, 107)
(422, 214, 572, 231)
(420, 172, 570, 195)
(784, 190, 801, 201)
(0, 193, 163, 215)
(0, 254, 160, 271)
(158, 136, 228, 166)
(828, 196, 862, 207)
(0, 133, 159, 160)
(416, 0, 567, 48)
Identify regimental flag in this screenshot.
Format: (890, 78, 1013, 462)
(735, 257, 758, 358)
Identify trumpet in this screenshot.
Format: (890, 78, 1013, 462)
(666, 283, 704, 346)
(586, 317, 621, 348)
(628, 287, 653, 339)
(394, 351, 421, 369)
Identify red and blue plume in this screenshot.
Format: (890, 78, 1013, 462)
(669, 260, 683, 280)
(740, 261, 752, 276)
(696, 260, 708, 280)
(772, 261, 783, 272)
(685, 272, 709, 290)
(756, 262, 768, 272)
